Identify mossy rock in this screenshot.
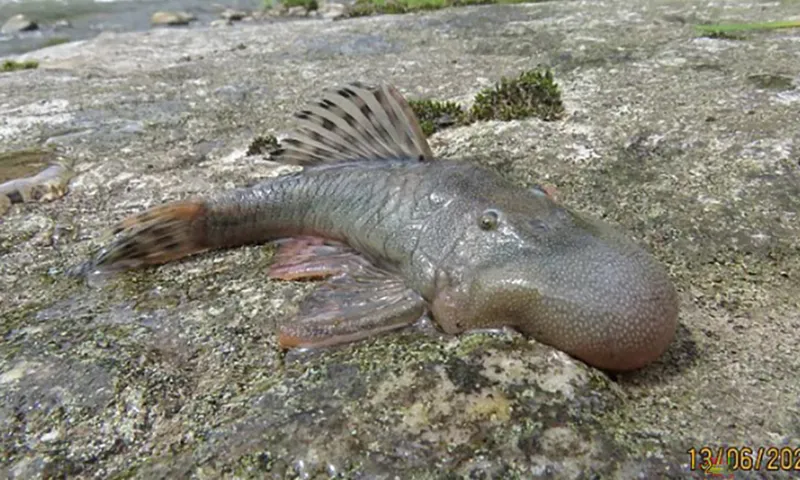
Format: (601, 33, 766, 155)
(1, 59, 39, 73)
(246, 135, 280, 156)
(410, 68, 565, 136)
(269, 0, 319, 12)
(346, 0, 546, 18)
(408, 99, 469, 136)
(470, 69, 564, 122)
(39, 37, 71, 49)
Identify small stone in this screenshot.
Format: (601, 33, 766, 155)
(53, 19, 71, 29)
(150, 11, 196, 27)
(40, 429, 60, 442)
(1, 14, 38, 34)
(0, 361, 32, 383)
(287, 6, 307, 16)
(210, 19, 233, 28)
(220, 9, 248, 21)
(320, 2, 346, 20)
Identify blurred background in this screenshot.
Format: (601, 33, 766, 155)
(0, 0, 267, 57)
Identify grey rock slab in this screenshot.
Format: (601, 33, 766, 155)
(1, 0, 799, 478)
(1, 14, 38, 34)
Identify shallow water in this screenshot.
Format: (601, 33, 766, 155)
(0, 0, 264, 57)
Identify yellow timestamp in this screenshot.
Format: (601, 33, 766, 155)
(688, 446, 800, 472)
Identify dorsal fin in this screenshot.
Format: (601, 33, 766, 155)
(272, 82, 435, 165)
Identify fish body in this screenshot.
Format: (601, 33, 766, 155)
(83, 83, 678, 371)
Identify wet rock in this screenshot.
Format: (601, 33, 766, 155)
(220, 8, 249, 21)
(150, 11, 196, 27)
(1, 14, 38, 34)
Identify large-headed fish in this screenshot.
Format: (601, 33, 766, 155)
(80, 82, 679, 371)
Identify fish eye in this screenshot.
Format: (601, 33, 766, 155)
(478, 209, 500, 231)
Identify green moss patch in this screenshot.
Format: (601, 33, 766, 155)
(408, 68, 565, 136)
(265, 0, 319, 13)
(1, 59, 39, 72)
(695, 20, 800, 39)
(407, 99, 469, 136)
(283, 0, 319, 10)
(346, 0, 546, 17)
(470, 69, 564, 122)
(40, 36, 71, 48)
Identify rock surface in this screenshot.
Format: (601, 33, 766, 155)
(221, 8, 249, 21)
(1, 0, 799, 478)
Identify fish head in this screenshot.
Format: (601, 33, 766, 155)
(431, 187, 679, 372)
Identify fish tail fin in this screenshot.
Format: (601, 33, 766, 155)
(272, 82, 435, 166)
(82, 200, 211, 274)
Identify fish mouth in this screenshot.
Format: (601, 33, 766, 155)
(449, 231, 678, 371)
(511, 241, 679, 371)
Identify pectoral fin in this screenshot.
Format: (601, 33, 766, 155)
(277, 259, 426, 349)
(268, 236, 373, 281)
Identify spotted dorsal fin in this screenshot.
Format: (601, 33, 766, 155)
(272, 82, 435, 165)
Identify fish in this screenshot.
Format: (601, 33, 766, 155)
(78, 81, 679, 371)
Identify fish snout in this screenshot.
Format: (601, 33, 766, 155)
(430, 212, 679, 371)
(518, 241, 679, 371)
